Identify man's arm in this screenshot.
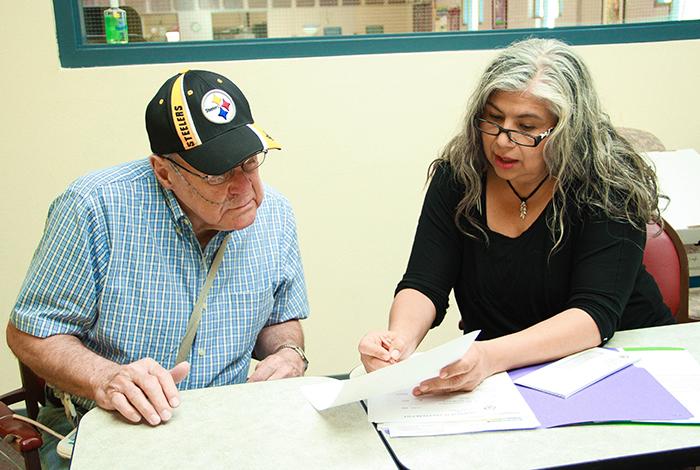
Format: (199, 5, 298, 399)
(6, 323, 189, 425)
(248, 319, 306, 382)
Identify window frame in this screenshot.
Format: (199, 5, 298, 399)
(54, 0, 700, 68)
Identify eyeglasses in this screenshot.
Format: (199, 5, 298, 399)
(166, 151, 266, 186)
(475, 118, 554, 148)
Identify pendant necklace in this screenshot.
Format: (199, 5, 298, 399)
(506, 175, 549, 220)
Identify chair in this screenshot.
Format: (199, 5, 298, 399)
(0, 363, 46, 470)
(644, 219, 690, 323)
(616, 127, 666, 152)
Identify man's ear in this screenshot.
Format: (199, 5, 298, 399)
(150, 154, 175, 189)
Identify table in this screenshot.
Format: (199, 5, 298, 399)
(70, 323, 700, 469)
(381, 322, 700, 469)
(70, 376, 395, 469)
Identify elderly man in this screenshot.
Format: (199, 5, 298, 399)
(7, 70, 309, 463)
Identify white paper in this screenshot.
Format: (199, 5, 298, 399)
(622, 348, 700, 424)
(301, 330, 480, 410)
(513, 347, 637, 398)
(368, 372, 540, 437)
(644, 149, 700, 244)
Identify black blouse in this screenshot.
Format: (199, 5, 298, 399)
(396, 163, 674, 342)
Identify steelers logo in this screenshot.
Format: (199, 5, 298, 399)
(201, 89, 236, 124)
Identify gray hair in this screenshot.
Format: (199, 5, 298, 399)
(436, 38, 663, 252)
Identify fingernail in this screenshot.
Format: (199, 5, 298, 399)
(440, 371, 448, 379)
(419, 385, 428, 392)
(150, 414, 161, 425)
(171, 397, 180, 407)
(390, 349, 400, 360)
(161, 409, 172, 421)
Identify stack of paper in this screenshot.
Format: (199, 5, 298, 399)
(367, 372, 540, 437)
(301, 334, 698, 438)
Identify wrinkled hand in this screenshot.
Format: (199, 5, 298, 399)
(413, 341, 493, 396)
(248, 348, 305, 382)
(93, 358, 190, 425)
(358, 331, 413, 372)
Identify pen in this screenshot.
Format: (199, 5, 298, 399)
(381, 336, 401, 362)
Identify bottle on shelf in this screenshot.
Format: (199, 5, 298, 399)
(104, 0, 128, 44)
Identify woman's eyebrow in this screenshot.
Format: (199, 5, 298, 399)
(485, 101, 544, 121)
(484, 101, 501, 113)
(516, 113, 545, 121)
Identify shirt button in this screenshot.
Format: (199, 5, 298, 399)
(198, 348, 205, 357)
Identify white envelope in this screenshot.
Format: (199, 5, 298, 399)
(513, 347, 637, 398)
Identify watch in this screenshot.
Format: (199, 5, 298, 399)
(276, 344, 308, 372)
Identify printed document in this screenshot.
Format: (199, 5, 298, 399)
(301, 330, 480, 410)
(513, 347, 637, 398)
(368, 372, 540, 437)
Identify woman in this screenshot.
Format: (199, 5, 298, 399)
(358, 38, 674, 396)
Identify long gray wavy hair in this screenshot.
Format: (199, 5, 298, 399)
(437, 38, 663, 251)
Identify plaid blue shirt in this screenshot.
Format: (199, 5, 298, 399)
(11, 159, 309, 408)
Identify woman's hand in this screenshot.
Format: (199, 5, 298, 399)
(358, 330, 414, 372)
(412, 341, 495, 396)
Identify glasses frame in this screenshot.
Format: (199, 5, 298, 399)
(165, 151, 267, 186)
(475, 118, 554, 148)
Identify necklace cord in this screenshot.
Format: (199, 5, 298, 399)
(507, 175, 549, 202)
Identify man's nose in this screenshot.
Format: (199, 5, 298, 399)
(225, 168, 252, 194)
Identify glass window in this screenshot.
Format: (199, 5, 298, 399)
(55, 0, 700, 67)
(78, 0, 700, 43)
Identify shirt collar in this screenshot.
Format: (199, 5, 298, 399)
(159, 184, 190, 229)
(158, 182, 240, 249)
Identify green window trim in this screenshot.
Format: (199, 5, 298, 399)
(54, 0, 700, 68)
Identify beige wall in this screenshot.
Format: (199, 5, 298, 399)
(1, 1, 699, 394)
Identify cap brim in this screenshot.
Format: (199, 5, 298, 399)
(180, 123, 281, 175)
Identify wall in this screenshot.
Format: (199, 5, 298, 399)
(1, 1, 699, 394)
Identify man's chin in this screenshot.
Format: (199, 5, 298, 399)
(222, 211, 257, 232)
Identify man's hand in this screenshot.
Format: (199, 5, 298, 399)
(358, 330, 413, 372)
(248, 347, 305, 382)
(412, 341, 494, 396)
(92, 358, 190, 425)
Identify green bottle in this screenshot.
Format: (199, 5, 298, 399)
(104, 0, 128, 44)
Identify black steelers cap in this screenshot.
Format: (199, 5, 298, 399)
(146, 69, 281, 175)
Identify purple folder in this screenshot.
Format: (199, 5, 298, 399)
(508, 363, 692, 428)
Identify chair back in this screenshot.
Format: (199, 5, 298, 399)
(0, 363, 46, 421)
(0, 363, 46, 470)
(643, 220, 689, 323)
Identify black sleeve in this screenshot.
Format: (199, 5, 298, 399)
(566, 214, 646, 343)
(395, 163, 465, 328)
